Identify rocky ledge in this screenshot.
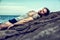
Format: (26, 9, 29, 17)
(0, 11, 60, 40)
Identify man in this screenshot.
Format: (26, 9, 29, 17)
(0, 7, 50, 29)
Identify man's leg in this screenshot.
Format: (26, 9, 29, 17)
(0, 18, 17, 29)
(0, 22, 13, 29)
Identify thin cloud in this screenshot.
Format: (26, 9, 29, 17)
(0, 6, 29, 12)
(0, 5, 32, 15)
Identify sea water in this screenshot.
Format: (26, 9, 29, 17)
(0, 15, 25, 23)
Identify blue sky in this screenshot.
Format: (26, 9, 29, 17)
(0, 0, 60, 15)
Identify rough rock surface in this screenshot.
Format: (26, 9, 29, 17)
(0, 11, 60, 40)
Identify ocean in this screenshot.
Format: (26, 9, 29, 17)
(0, 15, 25, 23)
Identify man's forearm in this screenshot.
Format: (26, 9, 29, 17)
(14, 17, 33, 25)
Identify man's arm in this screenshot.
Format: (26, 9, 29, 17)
(14, 12, 40, 25)
(14, 17, 33, 25)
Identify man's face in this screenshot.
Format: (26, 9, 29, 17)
(38, 8, 47, 15)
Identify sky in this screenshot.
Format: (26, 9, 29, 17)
(0, 0, 60, 15)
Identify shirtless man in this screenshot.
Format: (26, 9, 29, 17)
(0, 7, 50, 29)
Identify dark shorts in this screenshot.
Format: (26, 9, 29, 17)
(9, 18, 17, 24)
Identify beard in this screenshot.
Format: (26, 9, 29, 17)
(38, 12, 49, 17)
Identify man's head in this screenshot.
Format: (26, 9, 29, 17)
(38, 7, 50, 16)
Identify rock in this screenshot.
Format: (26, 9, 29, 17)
(0, 11, 60, 40)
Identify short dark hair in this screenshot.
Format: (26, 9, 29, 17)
(44, 7, 50, 16)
